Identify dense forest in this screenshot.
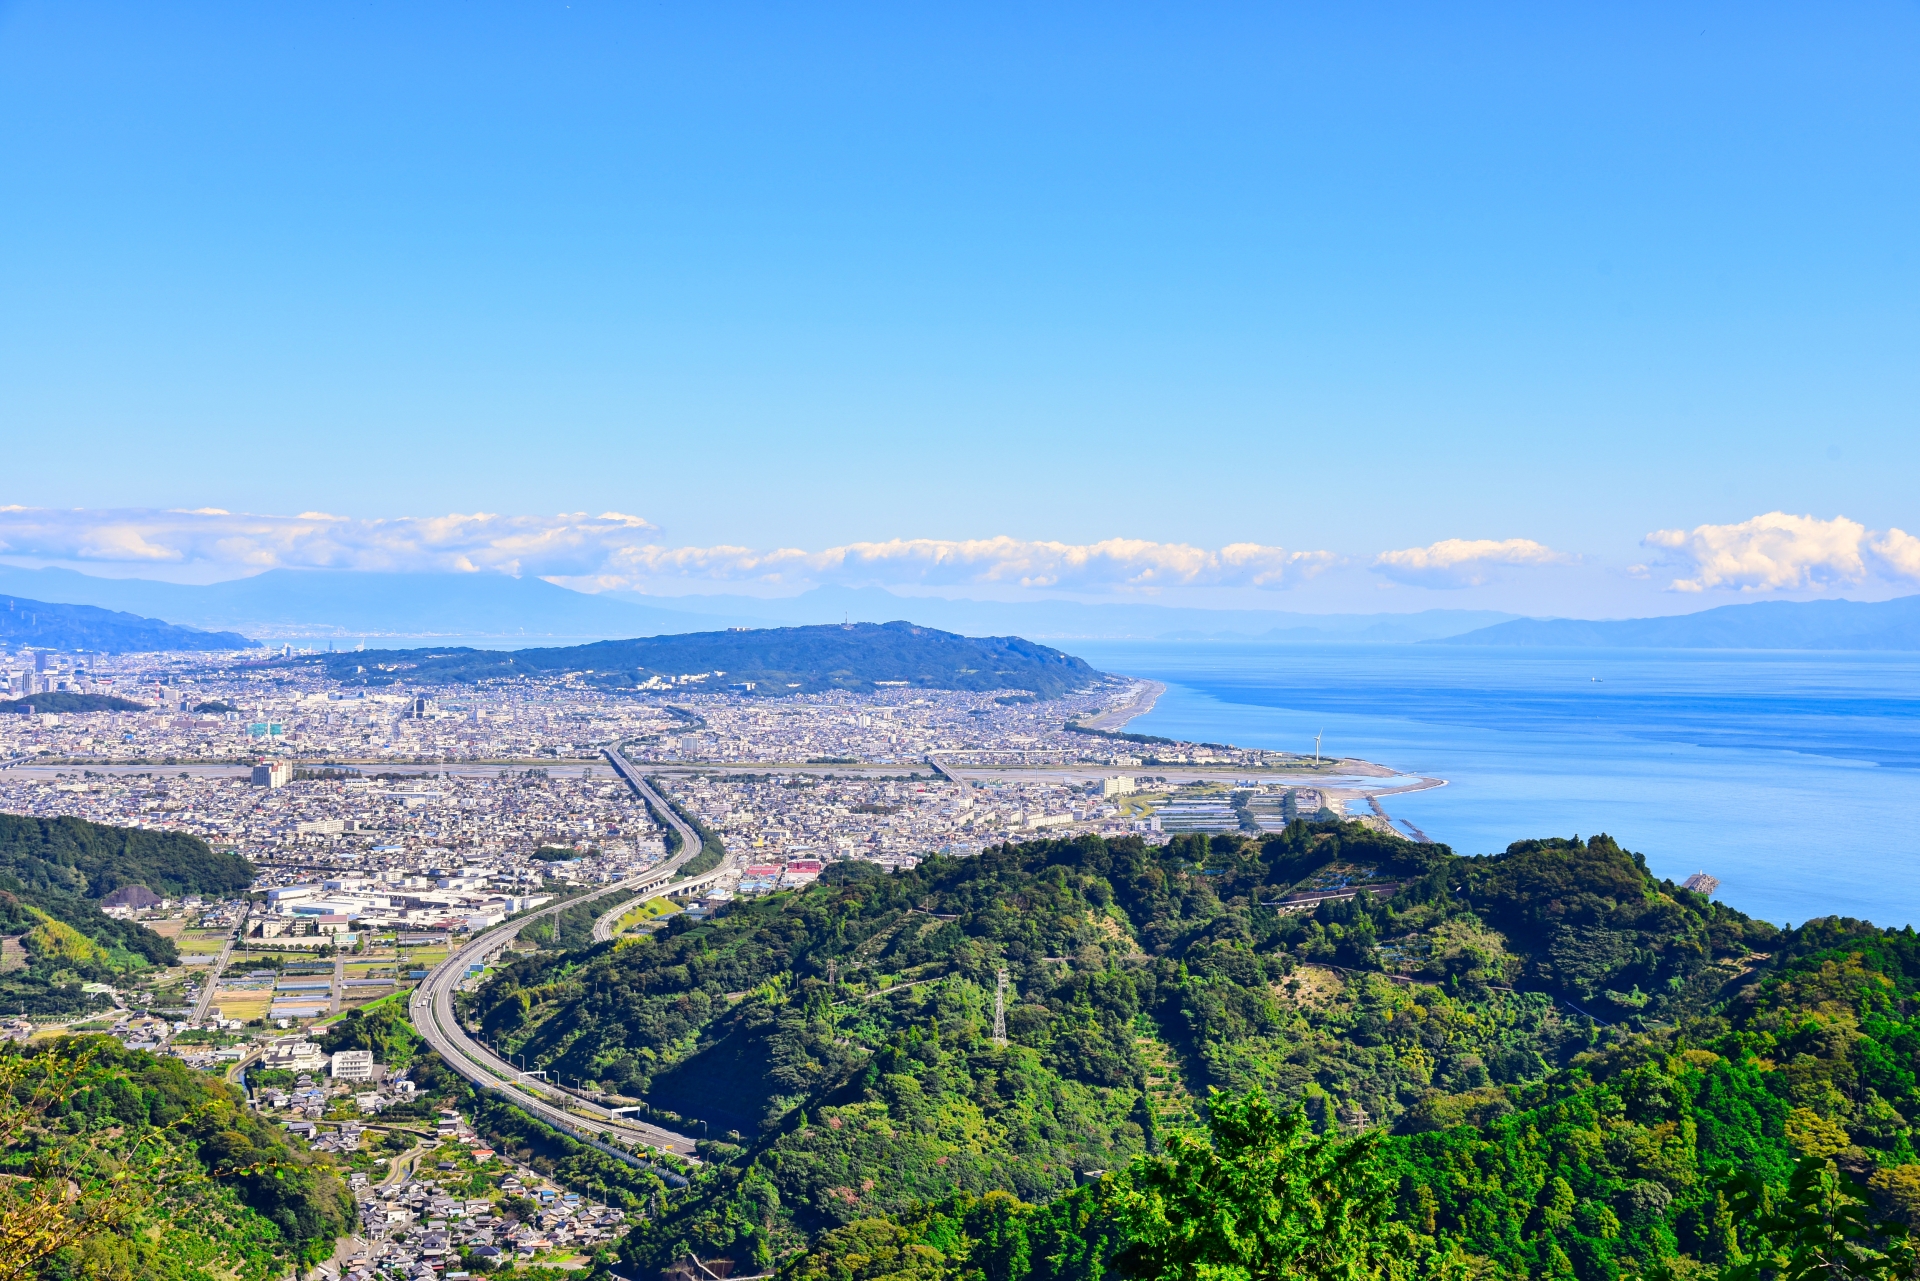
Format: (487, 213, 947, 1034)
(0, 815, 254, 1014)
(457, 818, 1920, 1280)
(285, 621, 1104, 697)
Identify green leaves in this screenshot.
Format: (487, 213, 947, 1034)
(1108, 1089, 1414, 1281)
(1718, 1156, 1919, 1281)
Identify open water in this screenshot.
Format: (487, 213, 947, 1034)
(1068, 642, 1920, 929)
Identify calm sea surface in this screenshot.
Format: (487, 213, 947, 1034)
(1067, 643, 1920, 929)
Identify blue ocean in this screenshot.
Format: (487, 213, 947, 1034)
(1068, 642, 1920, 929)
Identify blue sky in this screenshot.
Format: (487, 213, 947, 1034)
(2, 2, 1917, 615)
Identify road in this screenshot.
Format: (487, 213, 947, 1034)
(589, 863, 732, 943)
(191, 909, 247, 1023)
(406, 746, 723, 1161)
(602, 747, 700, 855)
(591, 746, 734, 942)
(409, 881, 700, 1158)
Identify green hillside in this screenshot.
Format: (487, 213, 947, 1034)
(0, 813, 253, 902)
(288, 620, 1104, 697)
(460, 820, 1803, 1277)
(774, 912, 1920, 1281)
(0, 815, 254, 1013)
(0, 1036, 353, 1279)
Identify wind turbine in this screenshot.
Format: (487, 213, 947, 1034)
(1313, 730, 1323, 764)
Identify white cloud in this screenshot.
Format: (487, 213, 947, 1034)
(0, 506, 658, 577)
(1869, 528, 1920, 583)
(581, 536, 1338, 594)
(0, 507, 1335, 596)
(1641, 512, 1871, 593)
(1370, 538, 1567, 588)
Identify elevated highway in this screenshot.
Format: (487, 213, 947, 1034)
(409, 881, 701, 1158)
(590, 864, 731, 942)
(591, 746, 735, 942)
(405, 745, 730, 1163)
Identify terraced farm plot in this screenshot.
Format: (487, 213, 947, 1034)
(1133, 1017, 1204, 1141)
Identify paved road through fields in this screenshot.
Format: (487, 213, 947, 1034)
(191, 909, 247, 1023)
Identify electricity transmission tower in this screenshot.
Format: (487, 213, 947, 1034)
(992, 968, 1008, 1046)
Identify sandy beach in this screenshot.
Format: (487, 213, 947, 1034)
(1076, 679, 1167, 731)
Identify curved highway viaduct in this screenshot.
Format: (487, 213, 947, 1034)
(405, 747, 731, 1162)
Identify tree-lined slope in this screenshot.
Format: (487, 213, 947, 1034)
(0, 1037, 353, 1279)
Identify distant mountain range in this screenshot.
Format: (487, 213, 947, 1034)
(0, 566, 753, 644)
(5, 563, 1913, 652)
(0, 565, 1513, 644)
(0, 593, 252, 653)
(1437, 594, 1920, 649)
(600, 584, 1522, 644)
(297, 621, 1103, 698)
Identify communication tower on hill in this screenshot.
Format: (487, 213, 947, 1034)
(992, 968, 1008, 1046)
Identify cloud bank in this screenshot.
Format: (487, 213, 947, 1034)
(0, 508, 1335, 596)
(1642, 512, 1920, 593)
(578, 536, 1338, 593)
(0, 506, 659, 577)
(1370, 538, 1568, 588)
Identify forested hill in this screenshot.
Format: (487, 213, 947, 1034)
(292, 620, 1104, 697)
(0, 690, 148, 714)
(0, 815, 254, 1015)
(465, 821, 1799, 1277)
(0, 593, 253, 652)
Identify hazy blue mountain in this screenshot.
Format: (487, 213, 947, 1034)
(0, 594, 251, 652)
(0, 566, 756, 643)
(603, 583, 1520, 641)
(299, 621, 1102, 697)
(1435, 594, 1920, 649)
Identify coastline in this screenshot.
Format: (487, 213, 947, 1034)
(1078, 679, 1166, 731)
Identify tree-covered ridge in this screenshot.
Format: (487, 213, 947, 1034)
(0, 814, 255, 1014)
(290, 620, 1104, 697)
(0, 691, 149, 714)
(467, 822, 1778, 1275)
(0, 813, 254, 902)
(0, 1037, 354, 1279)
(753, 878, 1920, 1280)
